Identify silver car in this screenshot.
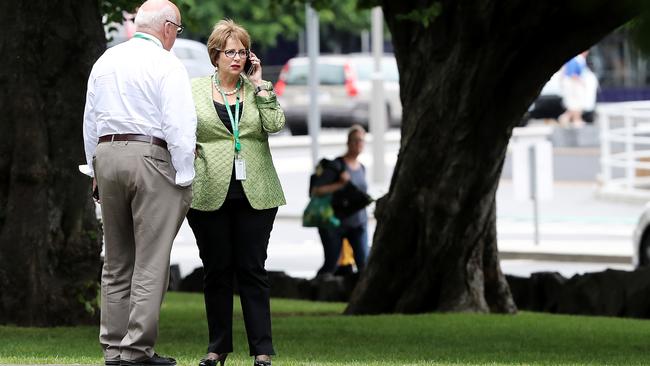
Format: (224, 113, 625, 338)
(275, 54, 402, 135)
(171, 38, 214, 78)
(108, 33, 214, 79)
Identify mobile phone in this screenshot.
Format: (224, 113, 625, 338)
(92, 185, 99, 201)
(245, 50, 255, 76)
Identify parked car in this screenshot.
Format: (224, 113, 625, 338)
(275, 54, 402, 135)
(521, 68, 599, 125)
(108, 33, 214, 79)
(171, 38, 214, 78)
(633, 203, 650, 267)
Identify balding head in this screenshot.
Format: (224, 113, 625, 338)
(135, 0, 179, 33)
(134, 0, 181, 50)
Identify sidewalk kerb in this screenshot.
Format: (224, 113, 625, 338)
(500, 251, 632, 264)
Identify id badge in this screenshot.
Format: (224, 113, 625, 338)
(235, 158, 246, 180)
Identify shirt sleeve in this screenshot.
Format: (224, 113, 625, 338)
(82, 73, 98, 177)
(160, 64, 197, 187)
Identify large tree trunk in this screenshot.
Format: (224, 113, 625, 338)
(346, 0, 640, 314)
(0, 1, 105, 325)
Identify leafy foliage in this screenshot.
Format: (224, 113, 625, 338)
(101, 0, 373, 48)
(181, 0, 305, 47)
(628, 2, 650, 56)
(318, 1, 371, 34)
(100, 0, 140, 25)
(395, 2, 442, 28)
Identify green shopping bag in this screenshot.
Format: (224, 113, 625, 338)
(302, 194, 341, 228)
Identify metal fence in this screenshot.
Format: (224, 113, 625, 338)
(599, 101, 650, 200)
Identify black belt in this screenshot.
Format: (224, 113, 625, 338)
(98, 134, 167, 149)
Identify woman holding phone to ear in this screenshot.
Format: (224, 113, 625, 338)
(186, 19, 285, 366)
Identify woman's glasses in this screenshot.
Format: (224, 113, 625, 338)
(217, 48, 250, 59)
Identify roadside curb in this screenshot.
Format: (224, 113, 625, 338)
(499, 251, 632, 264)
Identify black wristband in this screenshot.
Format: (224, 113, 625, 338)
(254, 84, 270, 95)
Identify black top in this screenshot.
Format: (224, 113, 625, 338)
(213, 100, 245, 200)
(311, 157, 368, 228)
(340, 161, 368, 228)
(213, 100, 244, 133)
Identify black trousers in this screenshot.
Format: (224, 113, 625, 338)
(186, 198, 278, 356)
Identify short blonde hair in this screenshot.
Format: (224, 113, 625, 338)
(206, 19, 251, 67)
(347, 124, 366, 144)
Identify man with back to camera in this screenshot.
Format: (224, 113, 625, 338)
(82, 1, 196, 365)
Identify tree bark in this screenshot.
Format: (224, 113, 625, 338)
(346, 0, 641, 314)
(0, 1, 105, 325)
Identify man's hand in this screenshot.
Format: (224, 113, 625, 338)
(92, 178, 101, 203)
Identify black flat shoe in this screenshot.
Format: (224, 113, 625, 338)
(121, 353, 176, 366)
(253, 360, 271, 366)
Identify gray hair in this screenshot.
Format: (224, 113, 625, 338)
(134, 4, 177, 31)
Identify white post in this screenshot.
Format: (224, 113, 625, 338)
(511, 126, 554, 245)
(370, 6, 386, 183)
(306, 3, 320, 167)
(599, 112, 611, 184)
(529, 144, 540, 246)
(625, 113, 634, 189)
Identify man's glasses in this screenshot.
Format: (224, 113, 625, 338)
(217, 48, 250, 59)
(166, 20, 184, 35)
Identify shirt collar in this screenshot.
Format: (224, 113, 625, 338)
(132, 32, 163, 48)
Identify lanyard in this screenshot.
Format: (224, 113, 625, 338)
(133, 32, 163, 48)
(215, 75, 242, 153)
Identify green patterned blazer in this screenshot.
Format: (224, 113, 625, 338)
(190, 76, 286, 211)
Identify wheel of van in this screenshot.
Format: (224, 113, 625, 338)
(639, 231, 650, 267)
(288, 123, 308, 136)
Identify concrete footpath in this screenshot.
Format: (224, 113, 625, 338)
(168, 130, 648, 279)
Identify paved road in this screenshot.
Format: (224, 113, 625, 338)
(172, 213, 637, 279)
(166, 129, 646, 279)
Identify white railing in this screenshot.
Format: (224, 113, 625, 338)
(599, 101, 650, 200)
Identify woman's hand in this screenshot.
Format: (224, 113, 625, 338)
(339, 171, 351, 184)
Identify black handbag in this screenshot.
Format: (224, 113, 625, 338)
(331, 182, 373, 219)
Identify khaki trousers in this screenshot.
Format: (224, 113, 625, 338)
(94, 141, 192, 361)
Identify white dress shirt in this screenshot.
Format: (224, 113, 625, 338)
(83, 32, 197, 186)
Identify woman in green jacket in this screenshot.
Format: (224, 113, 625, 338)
(186, 19, 285, 366)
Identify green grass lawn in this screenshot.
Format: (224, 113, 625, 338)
(1, 292, 650, 365)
